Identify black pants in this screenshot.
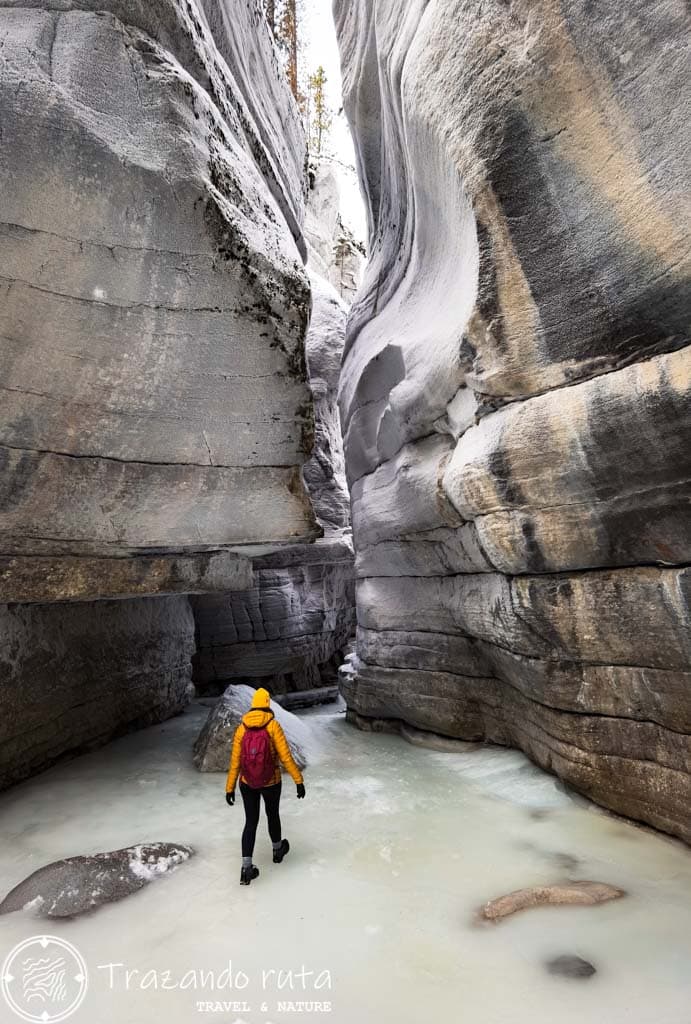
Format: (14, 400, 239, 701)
(240, 781, 282, 858)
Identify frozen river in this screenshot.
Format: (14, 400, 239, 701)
(0, 699, 689, 1023)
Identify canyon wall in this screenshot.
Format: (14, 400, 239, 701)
(192, 539, 355, 696)
(191, 185, 356, 700)
(334, 0, 691, 841)
(305, 163, 365, 305)
(0, 2, 347, 782)
(0, 0, 316, 581)
(0, 596, 194, 788)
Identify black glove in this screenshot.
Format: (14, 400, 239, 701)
(226, 791, 235, 806)
(296, 783, 305, 799)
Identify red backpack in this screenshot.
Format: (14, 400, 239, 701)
(240, 718, 276, 789)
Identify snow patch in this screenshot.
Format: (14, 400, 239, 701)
(22, 895, 45, 914)
(128, 845, 191, 881)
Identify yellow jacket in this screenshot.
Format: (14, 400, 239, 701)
(225, 688, 304, 792)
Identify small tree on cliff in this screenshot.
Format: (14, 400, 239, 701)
(266, 1, 310, 115)
(332, 220, 366, 299)
(307, 65, 332, 159)
(277, 0, 299, 100)
(264, 0, 275, 34)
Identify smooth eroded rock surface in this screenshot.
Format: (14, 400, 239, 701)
(334, 0, 691, 842)
(478, 881, 626, 922)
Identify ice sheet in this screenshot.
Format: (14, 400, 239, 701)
(0, 701, 689, 1024)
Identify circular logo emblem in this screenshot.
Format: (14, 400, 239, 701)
(1, 935, 88, 1022)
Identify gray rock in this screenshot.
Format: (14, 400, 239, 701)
(193, 683, 312, 773)
(305, 162, 365, 304)
(302, 272, 352, 534)
(333, 0, 691, 843)
(274, 687, 340, 710)
(0, 597, 195, 790)
(0, 843, 193, 918)
(191, 539, 355, 696)
(545, 956, 597, 980)
(0, 0, 316, 579)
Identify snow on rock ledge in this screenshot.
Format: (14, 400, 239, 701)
(334, 0, 691, 842)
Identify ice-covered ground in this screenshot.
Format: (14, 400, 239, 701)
(0, 700, 690, 1023)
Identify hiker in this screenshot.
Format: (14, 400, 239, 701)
(225, 687, 306, 885)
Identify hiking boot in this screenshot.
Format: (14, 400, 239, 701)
(273, 839, 290, 864)
(240, 864, 259, 885)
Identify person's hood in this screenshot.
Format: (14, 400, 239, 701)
(241, 687, 274, 729)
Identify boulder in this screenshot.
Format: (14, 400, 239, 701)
(193, 683, 312, 773)
(545, 956, 597, 980)
(0, 843, 193, 917)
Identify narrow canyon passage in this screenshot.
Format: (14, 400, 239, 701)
(1, 703, 690, 1024)
(0, 1, 689, 1021)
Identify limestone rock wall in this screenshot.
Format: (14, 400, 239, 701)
(334, 0, 691, 841)
(305, 162, 365, 305)
(0, 2, 333, 783)
(189, 159, 357, 700)
(0, 596, 194, 788)
(192, 539, 356, 695)
(0, 0, 316, 593)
